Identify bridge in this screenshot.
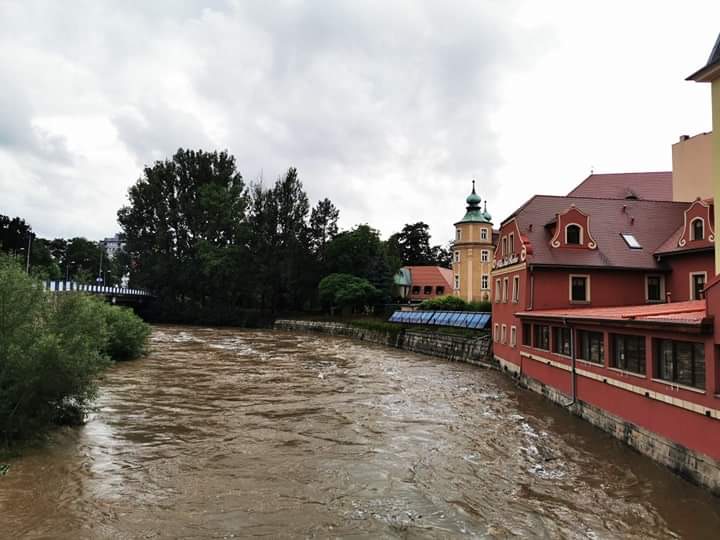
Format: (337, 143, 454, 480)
(44, 280, 151, 304)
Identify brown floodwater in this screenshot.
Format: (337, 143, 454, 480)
(1, 325, 719, 539)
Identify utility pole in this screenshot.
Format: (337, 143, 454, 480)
(25, 232, 32, 273)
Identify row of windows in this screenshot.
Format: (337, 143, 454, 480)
(455, 227, 490, 241)
(520, 323, 707, 390)
(454, 274, 490, 290)
(500, 233, 515, 257)
(411, 285, 445, 295)
(494, 276, 520, 303)
(493, 323, 517, 347)
(490, 273, 704, 304)
(452, 250, 490, 263)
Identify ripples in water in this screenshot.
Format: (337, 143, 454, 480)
(1, 325, 719, 539)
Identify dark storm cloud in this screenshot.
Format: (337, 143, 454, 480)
(0, 0, 536, 240)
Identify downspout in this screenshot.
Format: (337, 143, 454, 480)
(564, 317, 577, 408)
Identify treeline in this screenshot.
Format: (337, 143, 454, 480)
(0, 215, 127, 284)
(0, 256, 150, 448)
(117, 148, 451, 324)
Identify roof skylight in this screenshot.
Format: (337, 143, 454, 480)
(621, 233, 642, 249)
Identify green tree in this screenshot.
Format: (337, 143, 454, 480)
(318, 273, 380, 314)
(324, 224, 398, 299)
(387, 222, 451, 268)
(309, 198, 339, 256)
(118, 148, 251, 320)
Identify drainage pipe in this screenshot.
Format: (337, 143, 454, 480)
(564, 317, 577, 408)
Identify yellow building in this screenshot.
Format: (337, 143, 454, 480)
(688, 32, 720, 272)
(451, 181, 494, 302)
(672, 132, 713, 202)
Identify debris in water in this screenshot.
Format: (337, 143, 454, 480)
(0, 464, 9, 476)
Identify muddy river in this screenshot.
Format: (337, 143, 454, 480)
(1, 326, 719, 538)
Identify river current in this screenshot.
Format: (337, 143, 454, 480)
(1, 326, 719, 539)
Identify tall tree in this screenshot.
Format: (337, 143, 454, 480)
(388, 222, 451, 268)
(309, 198, 339, 256)
(118, 148, 250, 318)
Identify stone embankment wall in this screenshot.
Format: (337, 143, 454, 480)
(273, 320, 495, 367)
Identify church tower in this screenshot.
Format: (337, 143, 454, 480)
(452, 181, 494, 302)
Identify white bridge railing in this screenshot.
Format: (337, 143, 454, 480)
(44, 280, 150, 296)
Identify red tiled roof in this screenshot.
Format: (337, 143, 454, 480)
(516, 300, 707, 325)
(505, 196, 689, 269)
(405, 266, 453, 289)
(568, 172, 674, 201)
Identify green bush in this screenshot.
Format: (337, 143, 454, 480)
(318, 273, 381, 313)
(98, 303, 151, 361)
(418, 295, 491, 312)
(0, 256, 151, 447)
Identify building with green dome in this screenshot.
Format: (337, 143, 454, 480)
(451, 181, 495, 302)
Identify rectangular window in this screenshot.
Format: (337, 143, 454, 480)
(577, 330, 604, 364)
(510, 326, 517, 347)
(453, 251, 460, 263)
(553, 327, 572, 356)
(533, 324, 550, 350)
(502, 277, 509, 302)
(481, 250, 489, 262)
(454, 274, 460, 290)
(570, 275, 589, 302)
(494, 324, 499, 342)
(611, 334, 646, 375)
(646, 275, 663, 302)
(522, 323, 531, 346)
(481, 228, 488, 240)
(512, 276, 520, 303)
(509, 233, 515, 253)
(435, 286, 444, 295)
(423, 285, 432, 295)
(456, 228, 462, 241)
(412, 286, 421, 294)
(691, 272, 706, 300)
(502, 237, 507, 255)
(481, 275, 488, 289)
(655, 339, 706, 390)
(494, 279, 501, 302)
(501, 324, 507, 344)
(621, 233, 642, 249)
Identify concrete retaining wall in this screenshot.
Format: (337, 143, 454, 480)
(273, 320, 494, 367)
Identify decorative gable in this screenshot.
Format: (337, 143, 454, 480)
(678, 199, 715, 248)
(550, 205, 598, 250)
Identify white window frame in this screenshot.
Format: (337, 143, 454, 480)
(565, 223, 584, 245)
(454, 274, 460, 291)
(501, 236, 507, 255)
(494, 323, 499, 342)
(690, 271, 707, 300)
(509, 233, 515, 253)
(480, 228, 488, 241)
(501, 324, 507, 344)
(645, 274, 665, 303)
(691, 217, 705, 241)
(510, 326, 517, 348)
(494, 278, 501, 302)
(512, 275, 520, 303)
(481, 249, 489, 262)
(502, 277, 509, 303)
(569, 274, 591, 303)
(481, 274, 489, 289)
(456, 228, 462, 241)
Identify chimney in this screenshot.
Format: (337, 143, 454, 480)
(679, 134, 690, 141)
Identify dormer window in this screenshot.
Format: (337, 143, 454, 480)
(566, 224, 582, 245)
(692, 218, 704, 241)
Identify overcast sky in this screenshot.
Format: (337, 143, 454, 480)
(1, 1, 719, 245)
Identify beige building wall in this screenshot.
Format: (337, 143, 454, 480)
(672, 132, 713, 202)
(451, 222, 494, 302)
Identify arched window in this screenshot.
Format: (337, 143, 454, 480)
(692, 218, 704, 241)
(566, 224, 582, 245)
